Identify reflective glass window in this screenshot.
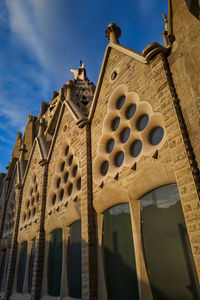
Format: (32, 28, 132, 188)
(141, 185, 200, 300)
(103, 204, 139, 300)
(17, 241, 28, 293)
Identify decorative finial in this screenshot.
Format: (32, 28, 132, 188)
(105, 22, 121, 44)
(19, 144, 27, 161)
(70, 62, 87, 81)
(162, 13, 168, 31)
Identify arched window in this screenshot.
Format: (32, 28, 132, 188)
(67, 220, 82, 298)
(17, 241, 28, 293)
(103, 204, 139, 300)
(48, 228, 63, 297)
(0, 250, 6, 290)
(141, 184, 200, 300)
(28, 238, 35, 293)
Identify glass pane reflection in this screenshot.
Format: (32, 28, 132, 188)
(103, 204, 139, 300)
(141, 185, 200, 300)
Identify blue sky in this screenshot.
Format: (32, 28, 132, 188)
(0, 0, 168, 172)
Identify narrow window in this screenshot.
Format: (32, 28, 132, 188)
(103, 204, 139, 300)
(48, 228, 63, 297)
(0, 250, 6, 290)
(17, 241, 28, 293)
(28, 238, 36, 293)
(67, 220, 82, 298)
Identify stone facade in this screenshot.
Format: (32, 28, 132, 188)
(0, 1, 200, 299)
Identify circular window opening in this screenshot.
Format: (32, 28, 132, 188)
(149, 127, 164, 145)
(60, 189, 64, 201)
(136, 114, 149, 131)
(114, 151, 124, 167)
(120, 127, 130, 143)
(111, 117, 120, 131)
(106, 138, 115, 153)
(33, 207, 36, 216)
(68, 155, 73, 166)
(77, 177, 81, 190)
(57, 177, 61, 189)
(72, 165, 78, 177)
(64, 172, 69, 183)
(65, 145, 69, 156)
(60, 161, 65, 172)
(68, 183, 73, 196)
(101, 160, 109, 176)
(116, 96, 126, 110)
(130, 140, 143, 157)
(125, 104, 137, 119)
(111, 71, 117, 80)
(52, 194, 56, 206)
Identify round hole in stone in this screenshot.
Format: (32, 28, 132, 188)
(34, 184, 38, 192)
(72, 165, 78, 177)
(60, 189, 64, 201)
(136, 114, 149, 131)
(68, 155, 73, 166)
(130, 140, 143, 157)
(68, 183, 73, 196)
(119, 127, 130, 143)
(111, 71, 117, 80)
(33, 207, 36, 216)
(65, 145, 69, 156)
(111, 117, 120, 131)
(101, 160, 109, 176)
(114, 151, 124, 167)
(106, 138, 115, 153)
(149, 127, 164, 145)
(60, 161, 65, 172)
(64, 172, 69, 183)
(57, 177, 61, 189)
(52, 194, 56, 206)
(116, 96, 126, 110)
(125, 104, 137, 119)
(77, 177, 81, 190)
(33, 175, 36, 183)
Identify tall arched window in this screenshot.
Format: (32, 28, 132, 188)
(67, 220, 82, 298)
(141, 184, 200, 300)
(103, 204, 139, 300)
(0, 250, 6, 290)
(28, 238, 35, 294)
(17, 241, 28, 293)
(48, 228, 63, 297)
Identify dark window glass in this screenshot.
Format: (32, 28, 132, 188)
(141, 185, 200, 300)
(130, 140, 142, 157)
(0, 250, 6, 290)
(114, 151, 124, 167)
(103, 204, 139, 300)
(111, 117, 120, 131)
(101, 160, 109, 176)
(119, 127, 130, 143)
(136, 114, 149, 131)
(125, 104, 137, 119)
(48, 228, 62, 297)
(149, 126, 164, 145)
(67, 220, 82, 298)
(17, 241, 28, 293)
(106, 139, 115, 153)
(116, 96, 126, 110)
(28, 239, 35, 293)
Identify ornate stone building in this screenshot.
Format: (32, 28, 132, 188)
(0, 0, 200, 299)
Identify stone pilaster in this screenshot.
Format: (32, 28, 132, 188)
(81, 123, 97, 300)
